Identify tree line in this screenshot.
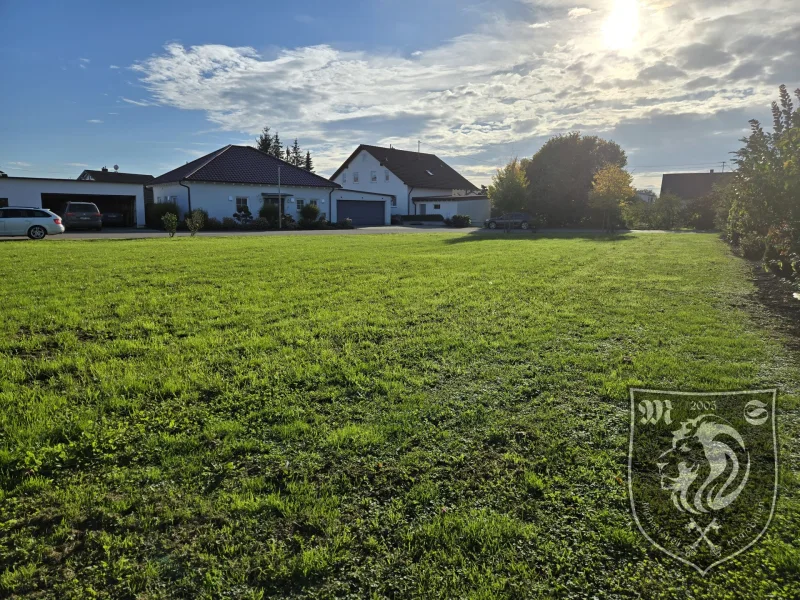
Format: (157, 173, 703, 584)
(255, 126, 314, 172)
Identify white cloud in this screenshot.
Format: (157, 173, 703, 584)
(568, 7, 593, 18)
(530, 22, 551, 28)
(108, 112, 119, 115)
(87, 119, 103, 124)
(65, 162, 89, 167)
(110, 65, 120, 69)
(412, 51, 424, 56)
(120, 97, 156, 107)
(129, 1, 800, 185)
(80, 58, 90, 63)
(8, 161, 32, 168)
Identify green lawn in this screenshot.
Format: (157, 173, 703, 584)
(0, 232, 798, 599)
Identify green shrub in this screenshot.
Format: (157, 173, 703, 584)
(146, 202, 178, 229)
(206, 217, 223, 230)
(400, 214, 445, 222)
(739, 233, 766, 260)
(299, 203, 320, 225)
(221, 217, 237, 230)
(250, 217, 271, 231)
(185, 209, 205, 236)
(233, 206, 253, 225)
(337, 218, 354, 229)
(259, 203, 279, 224)
(162, 213, 178, 237)
(451, 214, 472, 228)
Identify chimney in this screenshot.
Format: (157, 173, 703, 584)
(101, 166, 108, 172)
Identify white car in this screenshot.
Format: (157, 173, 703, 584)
(0, 207, 66, 239)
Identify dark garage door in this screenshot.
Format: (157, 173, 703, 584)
(337, 200, 385, 227)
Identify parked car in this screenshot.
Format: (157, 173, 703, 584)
(485, 212, 535, 230)
(101, 211, 126, 226)
(0, 207, 65, 239)
(61, 201, 103, 231)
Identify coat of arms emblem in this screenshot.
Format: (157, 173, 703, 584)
(628, 389, 777, 574)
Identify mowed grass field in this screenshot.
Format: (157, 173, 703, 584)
(0, 232, 798, 599)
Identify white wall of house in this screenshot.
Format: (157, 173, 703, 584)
(414, 199, 490, 223)
(331, 150, 464, 216)
(0, 177, 146, 226)
(151, 182, 337, 221)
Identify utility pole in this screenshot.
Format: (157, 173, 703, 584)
(721, 161, 726, 173)
(278, 166, 282, 230)
(418, 140, 420, 158)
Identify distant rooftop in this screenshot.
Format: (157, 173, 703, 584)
(660, 171, 735, 200)
(78, 169, 154, 184)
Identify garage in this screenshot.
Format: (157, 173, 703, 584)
(0, 176, 147, 228)
(337, 200, 386, 226)
(42, 193, 137, 227)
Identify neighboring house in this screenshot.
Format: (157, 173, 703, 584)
(660, 171, 735, 200)
(78, 166, 154, 205)
(0, 176, 147, 226)
(149, 145, 394, 226)
(636, 189, 657, 203)
(330, 145, 490, 223)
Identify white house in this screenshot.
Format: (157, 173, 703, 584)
(330, 145, 490, 223)
(636, 189, 657, 203)
(149, 145, 394, 226)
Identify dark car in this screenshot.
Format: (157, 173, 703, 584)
(62, 201, 103, 231)
(485, 212, 535, 230)
(101, 211, 126, 226)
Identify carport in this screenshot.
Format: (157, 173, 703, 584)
(0, 177, 147, 227)
(42, 193, 137, 227)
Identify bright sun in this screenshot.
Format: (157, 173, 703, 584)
(603, 0, 640, 50)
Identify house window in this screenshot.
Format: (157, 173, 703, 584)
(385, 170, 390, 182)
(310, 200, 318, 206)
(434, 204, 441, 209)
(236, 197, 248, 211)
(157, 196, 162, 203)
(0, 198, 8, 208)
(169, 196, 178, 203)
(296, 199, 305, 210)
(391, 197, 397, 207)
(371, 171, 377, 182)
(320, 212, 327, 220)
(353, 172, 359, 183)
(343, 172, 347, 184)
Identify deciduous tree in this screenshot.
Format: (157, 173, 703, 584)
(588, 164, 634, 231)
(488, 159, 529, 215)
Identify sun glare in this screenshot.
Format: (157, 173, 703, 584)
(603, 0, 640, 50)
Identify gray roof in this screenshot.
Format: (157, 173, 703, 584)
(660, 172, 735, 200)
(150, 145, 339, 188)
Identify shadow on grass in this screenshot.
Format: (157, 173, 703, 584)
(443, 229, 637, 244)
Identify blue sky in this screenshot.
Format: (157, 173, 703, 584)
(1, 0, 796, 190)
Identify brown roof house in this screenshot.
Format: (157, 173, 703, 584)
(149, 145, 395, 226)
(330, 144, 490, 224)
(660, 170, 735, 200)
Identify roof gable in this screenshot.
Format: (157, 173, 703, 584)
(331, 145, 477, 191)
(150, 145, 339, 188)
